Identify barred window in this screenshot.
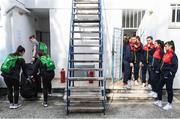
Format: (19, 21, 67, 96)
(171, 4, 180, 23)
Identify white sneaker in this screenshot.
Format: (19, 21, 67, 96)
(152, 92, 158, 98)
(9, 104, 14, 109)
(128, 80, 132, 87)
(13, 104, 22, 109)
(142, 83, 146, 88)
(149, 91, 155, 97)
(134, 80, 139, 86)
(153, 100, 162, 107)
(163, 103, 172, 110)
(42, 102, 48, 107)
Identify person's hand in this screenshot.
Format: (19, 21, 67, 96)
(140, 62, 144, 67)
(32, 57, 35, 62)
(130, 63, 134, 67)
(27, 76, 32, 83)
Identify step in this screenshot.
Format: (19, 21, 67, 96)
(71, 44, 100, 47)
(68, 106, 104, 113)
(69, 60, 102, 63)
(67, 86, 103, 92)
(73, 7, 100, 10)
(73, 24, 100, 27)
(74, 19, 100, 23)
(74, 2, 100, 4)
(74, 13, 100, 15)
(68, 68, 103, 71)
(71, 52, 102, 55)
(107, 93, 153, 101)
(72, 31, 100, 33)
(67, 95, 105, 101)
(68, 77, 104, 81)
(71, 38, 100, 40)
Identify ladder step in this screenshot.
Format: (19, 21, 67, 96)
(68, 106, 104, 113)
(69, 60, 102, 63)
(68, 95, 105, 100)
(71, 45, 100, 47)
(74, 13, 100, 15)
(68, 77, 104, 81)
(74, 19, 100, 23)
(71, 38, 100, 40)
(68, 68, 103, 71)
(71, 52, 101, 55)
(68, 86, 103, 92)
(73, 7, 100, 10)
(74, 2, 100, 4)
(73, 24, 100, 27)
(72, 31, 100, 33)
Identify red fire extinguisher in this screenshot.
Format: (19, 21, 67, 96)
(88, 70, 94, 83)
(60, 68, 65, 83)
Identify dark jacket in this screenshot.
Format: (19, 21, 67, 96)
(123, 43, 132, 62)
(130, 42, 143, 63)
(1, 58, 28, 79)
(160, 51, 178, 77)
(152, 47, 164, 72)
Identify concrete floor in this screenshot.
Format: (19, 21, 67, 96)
(0, 96, 180, 118)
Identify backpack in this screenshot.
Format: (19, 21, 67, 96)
(39, 42, 48, 54)
(1, 54, 22, 73)
(40, 55, 55, 71)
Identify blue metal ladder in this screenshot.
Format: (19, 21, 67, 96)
(66, 0, 106, 115)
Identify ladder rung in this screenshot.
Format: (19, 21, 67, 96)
(72, 31, 100, 33)
(68, 86, 103, 91)
(71, 38, 100, 40)
(74, 2, 100, 4)
(73, 7, 100, 10)
(68, 77, 104, 81)
(68, 68, 103, 71)
(69, 60, 102, 63)
(71, 52, 101, 55)
(73, 24, 100, 27)
(74, 13, 100, 15)
(74, 19, 100, 23)
(71, 45, 100, 47)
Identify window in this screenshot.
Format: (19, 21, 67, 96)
(171, 4, 180, 23)
(122, 9, 145, 28)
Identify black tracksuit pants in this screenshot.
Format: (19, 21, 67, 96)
(157, 73, 174, 103)
(4, 77, 19, 104)
(42, 71, 54, 103)
(141, 63, 152, 84)
(151, 70, 160, 93)
(123, 61, 131, 84)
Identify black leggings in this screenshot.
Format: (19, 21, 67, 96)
(4, 77, 20, 104)
(42, 71, 55, 103)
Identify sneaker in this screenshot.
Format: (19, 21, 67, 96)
(42, 102, 48, 107)
(149, 91, 155, 97)
(152, 92, 158, 98)
(142, 83, 146, 88)
(147, 84, 152, 90)
(153, 100, 162, 107)
(163, 103, 172, 110)
(9, 104, 14, 109)
(128, 80, 132, 87)
(13, 104, 22, 109)
(134, 80, 139, 86)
